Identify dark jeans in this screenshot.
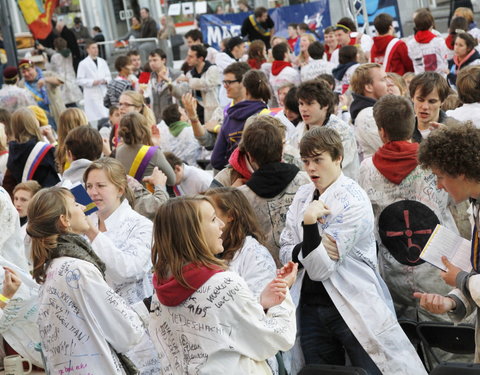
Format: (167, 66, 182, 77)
(300, 303, 382, 375)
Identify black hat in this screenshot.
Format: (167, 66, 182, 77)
(227, 36, 245, 51)
(378, 200, 440, 266)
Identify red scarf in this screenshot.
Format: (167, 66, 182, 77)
(272, 60, 292, 76)
(324, 44, 339, 61)
(247, 58, 266, 70)
(153, 263, 224, 306)
(414, 30, 437, 44)
(228, 147, 252, 180)
(372, 141, 419, 184)
(349, 37, 358, 46)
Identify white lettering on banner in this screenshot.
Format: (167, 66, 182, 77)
(206, 25, 241, 46)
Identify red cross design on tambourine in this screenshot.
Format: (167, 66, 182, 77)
(385, 209, 433, 264)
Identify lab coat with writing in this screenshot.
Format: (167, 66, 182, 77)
(89, 200, 160, 374)
(279, 176, 427, 375)
(90, 199, 153, 305)
(149, 271, 296, 375)
(37, 257, 145, 374)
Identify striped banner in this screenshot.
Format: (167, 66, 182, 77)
(128, 145, 159, 182)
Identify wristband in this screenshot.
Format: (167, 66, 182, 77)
(190, 117, 199, 123)
(0, 294, 10, 303)
(213, 125, 221, 133)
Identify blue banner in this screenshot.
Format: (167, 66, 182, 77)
(356, 0, 403, 36)
(199, 1, 331, 51)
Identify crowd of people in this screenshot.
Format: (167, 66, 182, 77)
(1, 3, 480, 375)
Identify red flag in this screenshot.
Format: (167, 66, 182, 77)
(17, 0, 59, 39)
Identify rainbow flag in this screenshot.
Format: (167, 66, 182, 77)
(17, 0, 59, 39)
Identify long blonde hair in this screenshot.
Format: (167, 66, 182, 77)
(27, 187, 72, 283)
(56, 108, 89, 172)
(0, 123, 7, 153)
(298, 33, 316, 65)
(83, 157, 135, 207)
(11, 108, 43, 143)
(121, 91, 157, 126)
(152, 197, 227, 288)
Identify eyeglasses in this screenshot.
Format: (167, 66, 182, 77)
(222, 79, 240, 87)
(118, 102, 137, 108)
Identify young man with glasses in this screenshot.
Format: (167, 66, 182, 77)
(183, 62, 251, 150)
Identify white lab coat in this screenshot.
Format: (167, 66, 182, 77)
(89, 199, 161, 373)
(269, 66, 300, 102)
(37, 256, 145, 374)
(446, 102, 480, 129)
(76, 55, 111, 122)
(157, 125, 203, 167)
(300, 59, 335, 82)
(90, 199, 153, 304)
(0, 188, 29, 272)
(353, 106, 383, 160)
(359, 159, 460, 322)
(177, 164, 213, 196)
(149, 271, 296, 375)
(279, 176, 427, 375)
(0, 258, 42, 367)
(407, 36, 449, 76)
(187, 64, 222, 122)
(229, 236, 277, 298)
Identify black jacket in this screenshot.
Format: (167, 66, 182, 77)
(447, 49, 480, 86)
(412, 110, 447, 143)
(241, 15, 274, 49)
(246, 162, 299, 198)
(7, 138, 60, 187)
(350, 93, 377, 123)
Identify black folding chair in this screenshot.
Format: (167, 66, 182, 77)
(430, 362, 480, 374)
(298, 364, 368, 375)
(398, 318, 429, 367)
(416, 321, 476, 371)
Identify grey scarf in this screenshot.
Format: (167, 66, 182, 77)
(48, 233, 138, 375)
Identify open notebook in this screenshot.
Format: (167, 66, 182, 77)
(420, 224, 472, 272)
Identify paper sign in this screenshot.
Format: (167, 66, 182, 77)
(195, 1, 207, 14)
(168, 3, 181, 16)
(182, 2, 194, 15)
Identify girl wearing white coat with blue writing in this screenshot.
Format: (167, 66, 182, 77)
(83, 157, 161, 374)
(29, 187, 145, 374)
(149, 196, 298, 375)
(279, 126, 427, 375)
(76, 41, 111, 123)
(205, 187, 281, 374)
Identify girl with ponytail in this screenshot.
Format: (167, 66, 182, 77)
(28, 187, 145, 374)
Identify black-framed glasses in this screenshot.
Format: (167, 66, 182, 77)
(222, 79, 240, 87)
(118, 102, 137, 108)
